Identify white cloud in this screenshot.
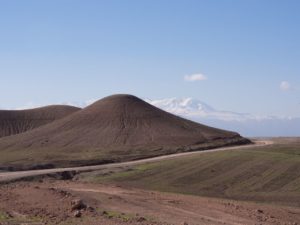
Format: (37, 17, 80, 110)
(280, 81, 291, 91)
(184, 73, 207, 82)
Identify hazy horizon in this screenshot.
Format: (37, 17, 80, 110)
(1, 94, 299, 137)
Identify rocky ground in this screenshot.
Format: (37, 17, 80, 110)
(0, 179, 299, 225)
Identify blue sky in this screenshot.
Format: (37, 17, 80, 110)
(0, 0, 299, 117)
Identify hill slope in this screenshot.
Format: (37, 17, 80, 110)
(0, 94, 250, 170)
(81, 138, 300, 208)
(0, 105, 81, 138)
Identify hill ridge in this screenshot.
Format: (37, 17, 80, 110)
(0, 94, 250, 170)
(0, 105, 80, 138)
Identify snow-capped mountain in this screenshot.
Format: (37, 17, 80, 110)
(3, 97, 299, 137)
(145, 97, 300, 137)
(145, 98, 262, 121)
(145, 98, 215, 115)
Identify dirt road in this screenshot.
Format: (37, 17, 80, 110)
(64, 181, 300, 225)
(1, 179, 299, 225)
(1, 139, 299, 225)
(0, 140, 272, 182)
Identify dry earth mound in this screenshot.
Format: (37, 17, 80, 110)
(0, 105, 80, 138)
(0, 94, 250, 169)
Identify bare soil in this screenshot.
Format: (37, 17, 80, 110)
(0, 179, 299, 225)
(0, 105, 80, 138)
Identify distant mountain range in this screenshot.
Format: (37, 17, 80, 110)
(2, 97, 299, 137)
(145, 98, 300, 137)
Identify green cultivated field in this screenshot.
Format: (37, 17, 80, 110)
(78, 138, 300, 207)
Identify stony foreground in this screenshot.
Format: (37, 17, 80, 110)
(0, 179, 299, 225)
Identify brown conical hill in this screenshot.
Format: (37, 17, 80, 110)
(0, 105, 81, 138)
(0, 94, 250, 170)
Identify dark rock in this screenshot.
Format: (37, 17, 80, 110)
(257, 209, 264, 214)
(60, 171, 76, 180)
(137, 216, 146, 222)
(71, 199, 86, 211)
